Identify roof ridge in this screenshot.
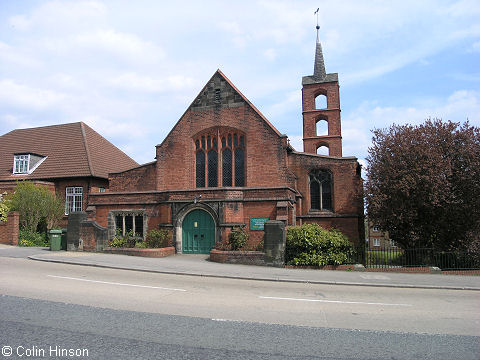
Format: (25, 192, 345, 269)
(80, 122, 95, 177)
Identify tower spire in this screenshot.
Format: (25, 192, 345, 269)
(313, 8, 326, 80)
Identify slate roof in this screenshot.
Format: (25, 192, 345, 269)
(0, 122, 139, 181)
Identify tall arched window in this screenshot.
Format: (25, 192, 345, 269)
(309, 169, 332, 211)
(208, 150, 218, 187)
(234, 147, 244, 186)
(196, 151, 205, 187)
(195, 128, 245, 188)
(222, 148, 232, 186)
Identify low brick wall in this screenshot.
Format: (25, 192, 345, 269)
(210, 249, 265, 266)
(285, 264, 356, 271)
(0, 212, 19, 246)
(103, 246, 175, 258)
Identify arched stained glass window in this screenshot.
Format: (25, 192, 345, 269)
(309, 170, 332, 211)
(208, 150, 218, 187)
(195, 129, 245, 188)
(222, 148, 232, 186)
(196, 151, 205, 187)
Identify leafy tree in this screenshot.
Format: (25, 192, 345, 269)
(365, 119, 480, 251)
(8, 181, 64, 231)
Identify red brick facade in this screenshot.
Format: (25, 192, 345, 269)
(88, 66, 364, 253)
(0, 212, 19, 246)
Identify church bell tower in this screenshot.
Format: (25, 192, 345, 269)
(302, 20, 342, 157)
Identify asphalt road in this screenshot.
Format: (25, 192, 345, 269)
(1, 256, 479, 359)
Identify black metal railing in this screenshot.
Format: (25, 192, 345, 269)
(353, 246, 480, 270)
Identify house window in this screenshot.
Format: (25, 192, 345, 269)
(309, 169, 332, 211)
(373, 238, 381, 247)
(115, 212, 145, 238)
(195, 129, 245, 188)
(65, 187, 83, 215)
(13, 154, 29, 174)
(13, 153, 47, 175)
(373, 225, 380, 232)
(99, 187, 106, 193)
(390, 239, 397, 247)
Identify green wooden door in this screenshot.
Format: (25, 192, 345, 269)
(182, 209, 215, 254)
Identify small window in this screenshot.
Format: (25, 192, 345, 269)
(390, 239, 397, 248)
(373, 238, 381, 247)
(65, 187, 83, 215)
(215, 88, 221, 104)
(115, 213, 145, 238)
(13, 154, 29, 174)
(99, 187, 106, 193)
(373, 226, 380, 232)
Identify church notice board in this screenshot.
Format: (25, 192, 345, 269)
(250, 217, 269, 230)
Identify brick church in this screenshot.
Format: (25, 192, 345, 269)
(88, 30, 364, 253)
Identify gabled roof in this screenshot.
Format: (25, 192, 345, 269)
(0, 122, 138, 181)
(157, 69, 284, 147)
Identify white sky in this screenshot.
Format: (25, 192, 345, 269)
(1, 0, 479, 167)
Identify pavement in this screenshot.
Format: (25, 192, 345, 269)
(1, 244, 480, 291)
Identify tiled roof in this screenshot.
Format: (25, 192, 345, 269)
(0, 122, 139, 181)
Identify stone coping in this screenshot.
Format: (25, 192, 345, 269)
(103, 246, 175, 258)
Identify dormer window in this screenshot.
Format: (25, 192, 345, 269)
(13, 153, 47, 175)
(13, 155, 29, 174)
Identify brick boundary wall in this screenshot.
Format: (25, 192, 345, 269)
(0, 212, 19, 246)
(103, 246, 175, 258)
(210, 249, 266, 266)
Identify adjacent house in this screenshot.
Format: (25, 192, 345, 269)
(0, 122, 138, 225)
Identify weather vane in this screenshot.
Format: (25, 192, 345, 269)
(314, 8, 320, 30)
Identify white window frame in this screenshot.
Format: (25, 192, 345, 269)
(373, 238, 381, 247)
(65, 187, 83, 215)
(13, 154, 30, 174)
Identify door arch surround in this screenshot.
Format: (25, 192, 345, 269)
(175, 204, 218, 254)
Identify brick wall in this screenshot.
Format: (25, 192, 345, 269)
(0, 212, 19, 245)
(109, 162, 156, 192)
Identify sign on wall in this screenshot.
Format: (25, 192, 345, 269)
(250, 217, 270, 231)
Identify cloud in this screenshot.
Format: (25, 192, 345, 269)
(75, 29, 165, 65)
(107, 73, 196, 93)
(8, 0, 107, 33)
(0, 79, 66, 110)
(343, 89, 480, 159)
(0, 42, 41, 68)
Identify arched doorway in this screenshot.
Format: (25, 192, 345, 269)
(182, 209, 215, 254)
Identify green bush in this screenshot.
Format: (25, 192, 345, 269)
(18, 229, 49, 247)
(285, 223, 354, 266)
(0, 192, 10, 222)
(109, 229, 135, 248)
(229, 226, 249, 251)
(145, 229, 171, 248)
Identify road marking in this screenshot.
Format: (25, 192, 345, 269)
(259, 296, 412, 307)
(47, 275, 187, 292)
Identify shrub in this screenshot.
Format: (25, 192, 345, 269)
(285, 223, 354, 266)
(109, 229, 135, 248)
(229, 226, 249, 250)
(145, 229, 171, 248)
(18, 229, 49, 247)
(0, 192, 10, 222)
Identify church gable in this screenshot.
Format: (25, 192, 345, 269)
(191, 71, 245, 111)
